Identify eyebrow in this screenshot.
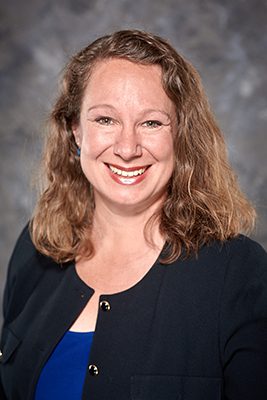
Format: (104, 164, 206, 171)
(87, 104, 172, 120)
(87, 104, 116, 113)
(140, 108, 172, 120)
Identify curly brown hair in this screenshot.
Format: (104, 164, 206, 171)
(30, 29, 255, 263)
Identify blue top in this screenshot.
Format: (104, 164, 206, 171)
(35, 330, 94, 400)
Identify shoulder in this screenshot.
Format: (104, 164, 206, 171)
(165, 235, 267, 284)
(188, 235, 267, 298)
(218, 235, 267, 328)
(220, 235, 267, 281)
(223, 234, 266, 258)
(8, 223, 37, 265)
(6, 223, 51, 284)
(200, 234, 267, 276)
(2, 224, 57, 322)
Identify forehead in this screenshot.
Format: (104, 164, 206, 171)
(87, 58, 163, 88)
(82, 58, 173, 109)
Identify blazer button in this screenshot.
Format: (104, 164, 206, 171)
(100, 300, 111, 311)
(88, 364, 99, 376)
(0, 350, 2, 362)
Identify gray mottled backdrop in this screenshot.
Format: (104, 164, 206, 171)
(1, 0, 266, 322)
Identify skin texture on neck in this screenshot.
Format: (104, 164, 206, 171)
(91, 189, 165, 258)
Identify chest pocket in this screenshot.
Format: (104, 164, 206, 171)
(131, 375, 222, 400)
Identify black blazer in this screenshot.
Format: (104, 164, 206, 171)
(1, 225, 267, 399)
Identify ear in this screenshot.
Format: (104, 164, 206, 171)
(72, 124, 82, 147)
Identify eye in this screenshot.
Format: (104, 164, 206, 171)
(95, 116, 114, 126)
(142, 120, 163, 128)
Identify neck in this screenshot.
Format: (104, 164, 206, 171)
(91, 197, 165, 253)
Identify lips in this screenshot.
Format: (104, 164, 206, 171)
(106, 163, 150, 174)
(105, 163, 151, 185)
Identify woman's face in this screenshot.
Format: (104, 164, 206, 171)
(73, 58, 177, 214)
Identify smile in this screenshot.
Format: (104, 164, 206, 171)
(108, 165, 147, 177)
(106, 163, 150, 185)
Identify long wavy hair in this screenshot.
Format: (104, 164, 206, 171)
(30, 29, 256, 263)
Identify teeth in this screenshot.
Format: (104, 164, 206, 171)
(109, 165, 146, 177)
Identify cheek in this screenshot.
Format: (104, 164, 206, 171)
(147, 136, 174, 162)
(157, 138, 175, 176)
(81, 131, 113, 157)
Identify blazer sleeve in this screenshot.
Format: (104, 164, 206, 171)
(220, 237, 267, 399)
(1, 224, 46, 326)
(0, 224, 45, 398)
(2, 224, 30, 322)
(0, 225, 27, 399)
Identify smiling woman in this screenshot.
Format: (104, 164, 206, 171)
(1, 30, 267, 400)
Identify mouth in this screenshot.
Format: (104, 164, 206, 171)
(105, 163, 151, 185)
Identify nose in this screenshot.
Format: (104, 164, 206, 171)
(113, 127, 142, 160)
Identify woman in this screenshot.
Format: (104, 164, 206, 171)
(1, 30, 267, 400)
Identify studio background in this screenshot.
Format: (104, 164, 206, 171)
(1, 0, 266, 324)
